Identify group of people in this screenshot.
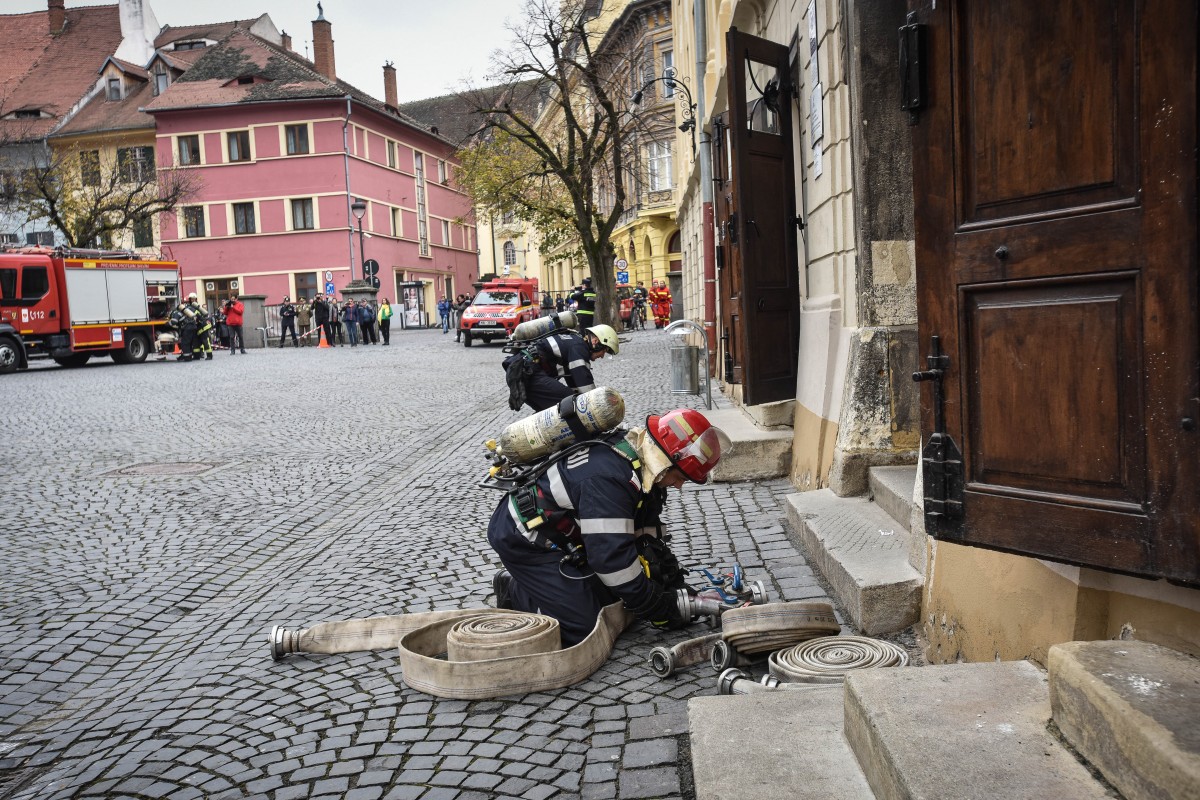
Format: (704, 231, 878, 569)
(168, 292, 222, 361)
(437, 294, 473, 338)
(279, 295, 395, 348)
(490, 273, 725, 645)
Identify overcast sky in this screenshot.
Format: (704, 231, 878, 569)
(7, 0, 529, 103)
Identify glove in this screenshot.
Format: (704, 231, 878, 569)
(639, 582, 688, 631)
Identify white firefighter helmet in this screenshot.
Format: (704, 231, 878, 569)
(586, 324, 619, 356)
(187, 292, 198, 301)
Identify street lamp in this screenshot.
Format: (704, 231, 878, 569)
(350, 197, 367, 282)
(631, 72, 697, 155)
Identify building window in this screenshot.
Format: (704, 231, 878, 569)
(503, 241, 517, 267)
(174, 41, 206, 51)
(118, 146, 155, 184)
(153, 69, 169, 96)
(414, 152, 430, 257)
(295, 272, 318, 300)
(25, 231, 54, 247)
(662, 51, 675, 97)
(107, 77, 122, 101)
(177, 135, 200, 166)
(232, 203, 256, 234)
(440, 219, 451, 246)
(183, 206, 205, 238)
(391, 207, 400, 236)
(80, 150, 101, 187)
(133, 217, 153, 248)
(647, 141, 673, 191)
(285, 124, 309, 155)
(387, 140, 396, 168)
(438, 159, 448, 183)
(290, 198, 314, 230)
(227, 130, 251, 162)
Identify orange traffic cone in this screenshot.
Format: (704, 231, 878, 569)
(318, 327, 331, 348)
(172, 340, 181, 354)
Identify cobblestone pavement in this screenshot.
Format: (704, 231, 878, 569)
(1, 327, 835, 800)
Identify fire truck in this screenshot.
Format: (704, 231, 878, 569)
(0, 246, 181, 372)
(459, 277, 540, 347)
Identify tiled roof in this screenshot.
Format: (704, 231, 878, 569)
(108, 58, 150, 80)
(399, 81, 546, 148)
(51, 80, 155, 139)
(143, 29, 455, 147)
(0, 5, 124, 141)
(154, 18, 267, 50)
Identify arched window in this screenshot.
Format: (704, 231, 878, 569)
(503, 241, 517, 266)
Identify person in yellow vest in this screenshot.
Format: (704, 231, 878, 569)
(377, 298, 393, 345)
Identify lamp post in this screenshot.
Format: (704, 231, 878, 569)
(631, 72, 698, 155)
(350, 198, 367, 282)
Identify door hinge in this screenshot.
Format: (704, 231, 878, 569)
(899, 13, 927, 125)
(913, 335, 964, 537)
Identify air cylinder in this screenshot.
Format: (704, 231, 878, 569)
(511, 310, 577, 342)
(496, 386, 625, 463)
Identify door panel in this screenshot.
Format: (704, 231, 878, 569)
(724, 28, 801, 405)
(911, 0, 1199, 583)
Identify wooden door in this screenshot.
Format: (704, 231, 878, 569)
(910, 0, 1199, 583)
(719, 28, 801, 405)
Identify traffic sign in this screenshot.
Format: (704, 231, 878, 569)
(368, 276, 380, 289)
(363, 259, 380, 276)
(324, 270, 334, 282)
(615, 258, 628, 270)
(324, 281, 336, 294)
(616, 271, 629, 284)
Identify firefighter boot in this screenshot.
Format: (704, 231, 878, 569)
(492, 569, 515, 610)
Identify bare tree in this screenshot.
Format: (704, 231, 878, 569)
(4, 140, 198, 250)
(458, 0, 646, 326)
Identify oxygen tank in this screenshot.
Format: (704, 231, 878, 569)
(511, 310, 577, 342)
(496, 386, 625, 463)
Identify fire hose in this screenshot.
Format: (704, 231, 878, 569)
(717, 635, 910, 694)
(269, 603, 633, 700)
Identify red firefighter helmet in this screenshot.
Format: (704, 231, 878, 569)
(646, 409, 724, 484)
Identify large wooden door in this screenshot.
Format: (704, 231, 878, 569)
(911, 0, 1199, 583)
(718, 28, 801, 405)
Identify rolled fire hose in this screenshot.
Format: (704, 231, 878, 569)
(648, 633, 724, 678)
(269, 602, 633, 700)
(767, 635, 909, 683)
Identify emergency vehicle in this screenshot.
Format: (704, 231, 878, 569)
(459, 277, 540, 347)
(0, 246, 181, 371)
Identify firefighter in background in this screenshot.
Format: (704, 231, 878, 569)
(503, 324, 620, 412)
(194, 301, 214, 361)
(489, 408, 727, 647)
(570, 277, 596, 330)
(649, 280, 672, 329)
(170, 293, 202, 362)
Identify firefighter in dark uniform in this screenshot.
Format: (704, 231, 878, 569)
(488, 409, 726, 647)
(194, 301, 214, 360)
(503, 324, 620, 412)
(570, 277, 596, 330)
(172, 292, 202, 361)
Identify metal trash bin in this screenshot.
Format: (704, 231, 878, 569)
(669, 334, 700, 395)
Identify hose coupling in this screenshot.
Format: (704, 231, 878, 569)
(269, 625, 307, 661)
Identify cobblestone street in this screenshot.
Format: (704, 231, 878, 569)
(1, 328, 833, 800)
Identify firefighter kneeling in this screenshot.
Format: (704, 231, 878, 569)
(488, 408, 726, 647)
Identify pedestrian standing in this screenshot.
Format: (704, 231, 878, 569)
(437, 295, 452, 334)
(224, 295, 246, 354)
(378, 298, 393, 345)
(358, 300, 374, 345)
(331, 301, 345, 345)
(313, 294, 332, 345)
(279, 296, 299, 348)
(342, 300, 360, 347)
(570, 278, 596, 330)
(297, 298, 313, 346)
(555, 294, 565, 313)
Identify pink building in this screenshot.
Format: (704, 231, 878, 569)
(144, 18, 477, 320)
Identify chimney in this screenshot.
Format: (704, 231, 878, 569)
(48, 0, 65, 34)
(281, 30, 292, 51)
(311, 5, 336, 82)
(383, 61, 397, 108)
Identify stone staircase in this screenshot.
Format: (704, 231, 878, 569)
(690, 461, 1200, 799)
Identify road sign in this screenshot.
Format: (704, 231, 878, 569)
(616, 271, 629, 284)
(324, 281, 336, 295)
(324, 270, 334, 282)
(363, 259, 380, 276)
(368, 276, 380, 289)
(615, 258, 628, 270)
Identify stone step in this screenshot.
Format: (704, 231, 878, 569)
(1050, 639, 1200, 800)
(784, 489, 922, 635)
(689, 687, 875, 800)
(867, 465, 917, 532)
(706, 407, 793, 481)
(844, 661, 1116, 800)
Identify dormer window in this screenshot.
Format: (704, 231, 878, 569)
(237, 76, 253, 85)
(11, 109, 43, 119)
(107, 78, 122, 101)
(174, 41, 206, 51)
(153, 69, 169, 96)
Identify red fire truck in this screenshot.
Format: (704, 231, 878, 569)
(0, 246, 181, 372)
(459, 277, 540, 347)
